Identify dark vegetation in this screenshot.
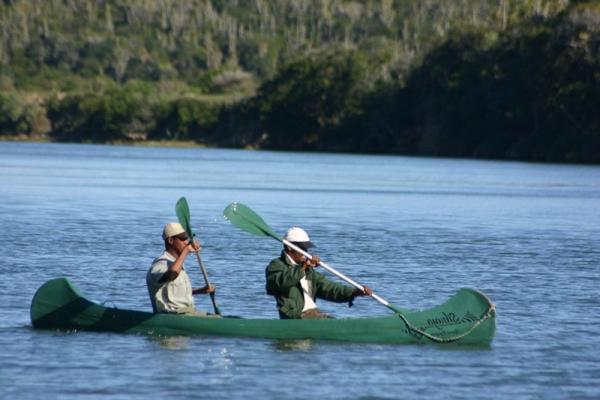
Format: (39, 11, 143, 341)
(1, 0, 598, 163)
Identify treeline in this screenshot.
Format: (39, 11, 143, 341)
(211, 1, 600, 164)
(1, 0, 598, 163)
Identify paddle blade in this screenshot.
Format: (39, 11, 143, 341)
(175, 197, 194, 237)
(223, 202, 280, 240)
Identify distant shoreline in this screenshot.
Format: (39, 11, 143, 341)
(4, 136, 600, 166)
(0, 135, 206, 148)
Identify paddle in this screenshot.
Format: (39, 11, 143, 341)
(223, 202, 404, 314)
(176, 197, 221, 316)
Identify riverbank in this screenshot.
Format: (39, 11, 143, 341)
(3, 134, 600, 166)
(0, 135, 205, 148)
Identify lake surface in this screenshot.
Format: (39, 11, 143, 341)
(1, 141, 599, 399)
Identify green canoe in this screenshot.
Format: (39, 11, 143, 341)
(31, 278, 496, 345)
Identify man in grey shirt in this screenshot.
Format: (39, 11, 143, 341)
(147, 222, 215, 315)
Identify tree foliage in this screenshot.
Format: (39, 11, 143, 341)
(0, 0, 567, 88)
(360, 3, 600, 163)
(150, 97, 219, 141)
(1, 0, 598, 163)
(47, 84, 152, 142)
(256, 50, 368, 150)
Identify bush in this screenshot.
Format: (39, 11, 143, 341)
(149, 97, 219, 141)
(0, 92, 46, 135)
(47, 86, 152, 142)
(256, 49, 370, 150)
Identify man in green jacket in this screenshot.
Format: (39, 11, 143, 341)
(266, 227, 372, 319)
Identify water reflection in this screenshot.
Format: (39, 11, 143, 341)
(274, 339, 314, 351)
(149, 335, 191, 350)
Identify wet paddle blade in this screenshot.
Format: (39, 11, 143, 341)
(175, 197, 194, 238)
(223, 202, 280, 240)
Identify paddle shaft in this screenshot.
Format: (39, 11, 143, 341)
(193, 249, 221, 315)
(176, 197, 221, 316)
(223, 202, 404, 314)
(282, 239, 393, 310)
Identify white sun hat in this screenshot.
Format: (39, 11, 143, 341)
(284, 227, 315, 248)
(162, 222, 186, 239)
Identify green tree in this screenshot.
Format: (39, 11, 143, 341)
(47, 86, 150, 142)
(257, 49, 368, 150)
(150, 97, 218, 141)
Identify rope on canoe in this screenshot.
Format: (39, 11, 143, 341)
(396, 303, 496, 344)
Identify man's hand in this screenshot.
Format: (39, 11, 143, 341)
(190, 239, 201, 252)
(184, 238, 201, 254)
(301, 255, 320, 271)
(193, 284, 216, 295)
(352, 285, 373, 297)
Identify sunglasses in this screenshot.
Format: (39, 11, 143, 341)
(174, 235, 190, 242)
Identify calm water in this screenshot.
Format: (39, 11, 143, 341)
(1, 142, 599, 399)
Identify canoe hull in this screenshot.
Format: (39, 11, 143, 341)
(31, 278, 495, 345)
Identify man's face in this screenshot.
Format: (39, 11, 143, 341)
(288, 247, 307, 264)
(169, 233, 190, 252)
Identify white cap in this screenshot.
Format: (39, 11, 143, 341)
(284, 227, 315, 248)
(162, 222, 186, 239)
